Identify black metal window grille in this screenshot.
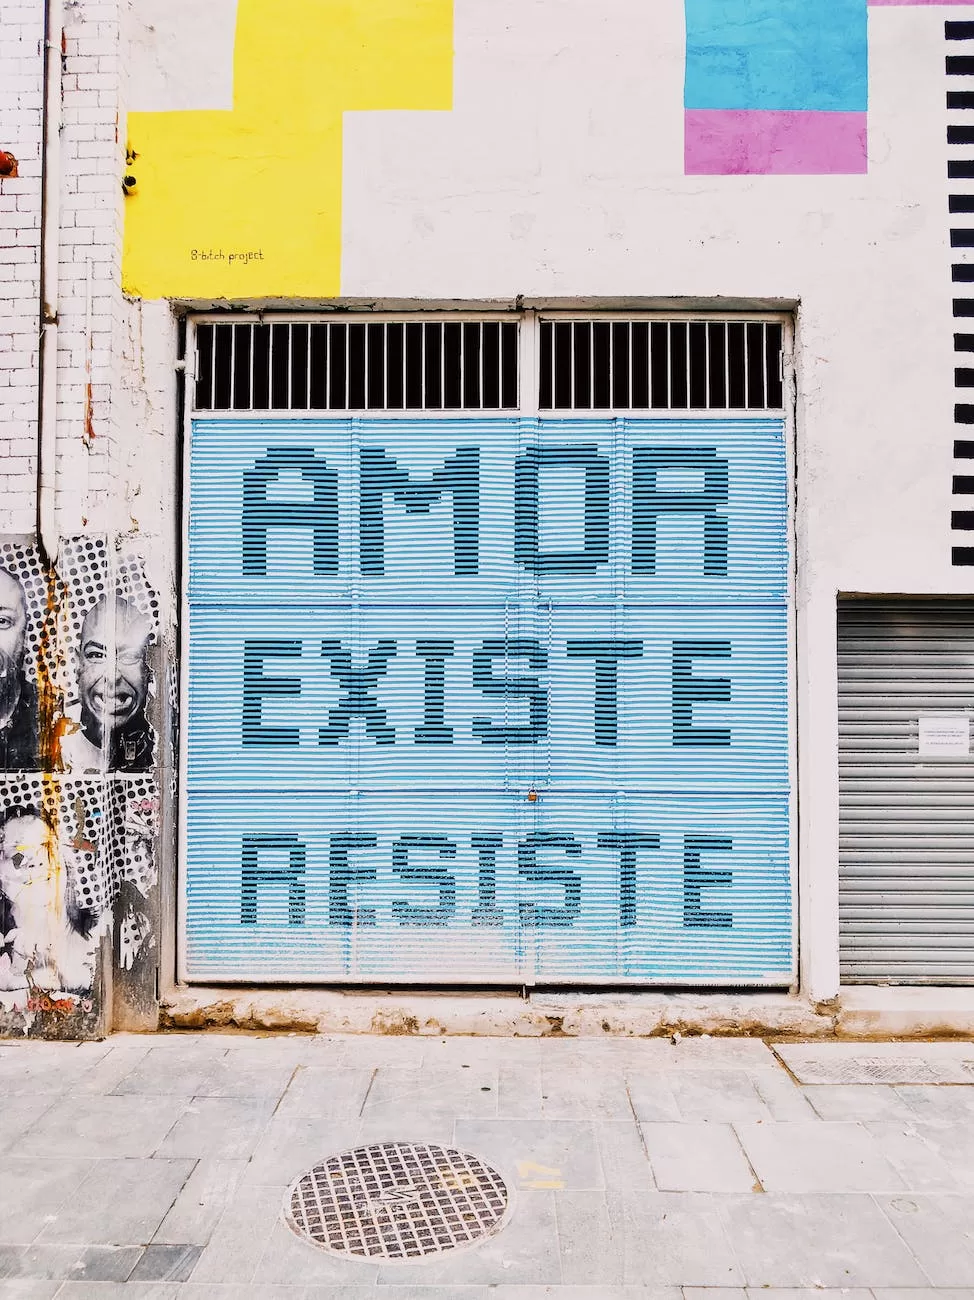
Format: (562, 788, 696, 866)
(538, 319, 784, 411)
(193, 320, 519, 412)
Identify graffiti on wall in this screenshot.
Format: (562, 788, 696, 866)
(121, 0, 974, 290)
(121, 0, 453, 299)
(0, 539, 159, 1036)
(184, 417, 792, 985)
(685, 0, 972, 175)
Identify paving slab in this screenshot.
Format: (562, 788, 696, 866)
(864, 1120, 973, 1192)
(639, 1122, 756, 1192)
(718, 1193, 929, 1288)
(0, 1156, 93, 1246)
(242, 1115, 363, 1188)
(72, 1047, 153, 1095)
(734, 1121, 907, 1192)
(155, 1096, 277, 1160)
(453, 1119, 604, 1191)
(747, 1070, 817, 1121)
(594, 1120, 657, 1190)
(126, 1243, 203, 1282)
(0, 1048, 101, 1098)
(802, 1084, 917, 1122)
(187, 1184, 284, 1285)
(0, 1099, 59, 1161)
(270, 1066, 373, 1118)
(536, 1065, 633, 1120)
(897, 1084, 974, 1121)
(604, 1190, 744, 1287)
(658, 1070, 776, 1123)
(875, 1193, 974, 1286)
(14, 1096, 188, 1160)
(36, 1157, 194, 1247)
(152, 1158, 250, 1245)
(0, 1243, 143, 1282)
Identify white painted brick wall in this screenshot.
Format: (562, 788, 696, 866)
(0, 0, 123, 539)
(0, 0, 42, 533)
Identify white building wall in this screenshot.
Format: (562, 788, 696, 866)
(0, 1, 44, 534)
(0, 0, 126, 539)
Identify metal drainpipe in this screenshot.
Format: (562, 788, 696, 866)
(36, 0, 63, 566)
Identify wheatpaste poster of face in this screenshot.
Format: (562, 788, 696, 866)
(0, 537, 161, 1031)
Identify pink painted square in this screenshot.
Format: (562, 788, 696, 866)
(685, 109, 868, 175)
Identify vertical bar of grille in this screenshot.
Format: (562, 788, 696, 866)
(401, 321, 408, 410)
(363, 322, 370, 408)
(573, 321, 589, 409)
(458, 320, 465, 410)
(195, 324, 212, 409)
(420, 322, 427, 409)
(590, 319, 597, 409)
(501, 321, 518, 408)
(593, 321, 611, 408)
(305, 324, 312, 410)
(228, 324, 237, 410)
(286, 323, 293, 409)
(367, 323, 385, 408)
(704, 320, 710, 409)
(463, 321, 481, 408)
(290, 324, 308, 409)
(541, 320, 553, 409)
(743, 319, 754, 405)
(570, 321, 577, 410)
(229, 320, 251, 410)
(626, 321, 633, 409)
(765, 322, 784, 408)
(684, 321, 691, 409)
(443, 322, 462, 408)
(247, 322, 255, 410)
(727, 323, 745, 407)
(746, 322, 765, 407)
(670, 322, 688, 407)
(309, 324, 326, 408)
(385, 323, 403, 410)
(208, 324, 217, 410)
(688, 321, 707, 409)
(324, 323, 332, 409)
(439, 319, 446, 410)
(213, 324, 232, 409)
(707, 322, 726, 410)
(267, 323, 276, 408)
(631, 321, 649, 407)
(345, 323, 353, 408)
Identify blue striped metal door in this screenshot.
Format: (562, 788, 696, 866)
(183, 416, 792, 983)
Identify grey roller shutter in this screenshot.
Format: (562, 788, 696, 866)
(839, 598, 974, 983)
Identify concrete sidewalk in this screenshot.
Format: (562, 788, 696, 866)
(1, 1034, 974, 1297)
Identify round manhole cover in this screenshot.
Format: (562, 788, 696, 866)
(284, 1142, 510, 1261)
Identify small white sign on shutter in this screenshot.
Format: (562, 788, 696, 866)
(918, 715, 971, 757)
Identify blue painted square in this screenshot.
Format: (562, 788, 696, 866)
(685, 0, 868, 113)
